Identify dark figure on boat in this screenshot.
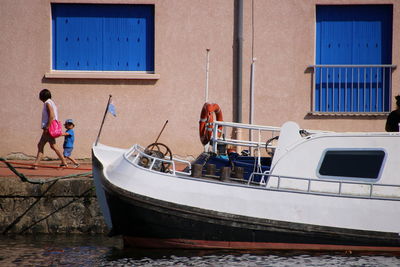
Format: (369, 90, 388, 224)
(386, 95, 400, 132)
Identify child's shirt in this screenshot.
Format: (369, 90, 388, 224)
(63, 129, 75, 148)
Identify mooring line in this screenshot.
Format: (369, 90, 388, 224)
(2, 180, 59, 235)
(0, 157, 95, 235)
(0, 158, 92, 184)
(17, 187, 94, 234)
(0, 159, 91, 171)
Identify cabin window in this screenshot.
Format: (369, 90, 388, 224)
(51, 4, 154, 71)
(318, 150, 385, 179)
(313, 5, 394, 114)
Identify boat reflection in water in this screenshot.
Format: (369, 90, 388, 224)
(1, 234, 400, 266)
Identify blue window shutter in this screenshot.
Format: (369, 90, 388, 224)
(316, 5, 392, 113)
(52, 4, 154, 71)
(144, 7, 155, 71)
(317, 5, 392, 65)
(53, 4, 104, 70)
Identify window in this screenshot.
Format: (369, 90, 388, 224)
(313, 5, 393, 114)
(51, 4, 154, 72)
(318, 150, 385, 179)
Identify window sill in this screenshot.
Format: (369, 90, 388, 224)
(308, 112, 389, 117)
(44, 71, 160, 80)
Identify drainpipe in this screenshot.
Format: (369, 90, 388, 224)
(236, 0, 243, 124)
(232, 0, 243, 144)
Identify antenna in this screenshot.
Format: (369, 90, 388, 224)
(154, 120, 169, 144)
(205, 48, 210, 103)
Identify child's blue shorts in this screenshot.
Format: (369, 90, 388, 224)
(63, 147, 73, 157)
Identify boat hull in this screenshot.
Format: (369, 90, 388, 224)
(92, 144, 400, 252)
(101, 174, 400, 250)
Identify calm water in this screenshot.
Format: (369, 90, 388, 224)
(0, 235, 399, 267)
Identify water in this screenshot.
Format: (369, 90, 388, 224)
(0, 235, 399, 266)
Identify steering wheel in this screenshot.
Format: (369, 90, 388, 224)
(144, 142, 173, 172)
(265, 136, 279, 155)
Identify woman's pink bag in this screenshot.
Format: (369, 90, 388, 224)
(48, 120, 62, 138)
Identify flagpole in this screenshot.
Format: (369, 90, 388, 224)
(95, 95, 112, 146)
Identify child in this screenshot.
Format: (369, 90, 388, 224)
(62, 119, 80, 168)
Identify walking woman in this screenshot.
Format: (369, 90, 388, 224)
(32, 89, 68, 169)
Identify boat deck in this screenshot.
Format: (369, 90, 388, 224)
(124, 144, 400, 202)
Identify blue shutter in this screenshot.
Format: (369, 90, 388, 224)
(52, 4, 154, 71)
(143, 7, 155, 71)
(52, 4, 103, 70)
(315, 5, 392, 112)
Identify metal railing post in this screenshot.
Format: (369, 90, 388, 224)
(212, 122, 219, 153)
(383, 67, 386, 111)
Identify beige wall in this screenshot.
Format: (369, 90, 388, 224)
(0, 0, 398, 159)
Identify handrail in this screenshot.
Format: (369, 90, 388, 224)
(212, 120, 281, 131)
(213, 138, 277, 149)
(124, 144, 191, 176)
(248, 171, 400, 201)
(209, 121, 331, 154)
(211, 120, 281, 153)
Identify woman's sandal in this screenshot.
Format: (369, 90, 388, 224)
(31, 164, 38, 170)
(59, 164, 68, 168)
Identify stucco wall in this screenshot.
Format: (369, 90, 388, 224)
(0, 0, 399, 159)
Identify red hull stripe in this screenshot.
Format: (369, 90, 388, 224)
(124, 236, 400, 252)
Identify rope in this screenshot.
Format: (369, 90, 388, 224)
(2, 180, 58, 234)
(1, 160, 91, 171)
(17, 187, 94, 234)
(0, 157, 94, 234)
(0, 157, 92, 184)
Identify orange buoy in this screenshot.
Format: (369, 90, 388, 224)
(199, 103, 223, 145)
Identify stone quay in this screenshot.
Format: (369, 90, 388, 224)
(0, 160, 108, 235)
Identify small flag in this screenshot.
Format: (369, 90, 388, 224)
(108, 101, 117, 117)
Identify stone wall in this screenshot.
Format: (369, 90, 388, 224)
(0, 177, 108, 234)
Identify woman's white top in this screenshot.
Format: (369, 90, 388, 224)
(41, 99, 58, 129)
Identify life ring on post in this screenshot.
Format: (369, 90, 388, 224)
(199, 103, 223, 145)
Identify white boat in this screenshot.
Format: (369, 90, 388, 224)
(92, 120, 400, 252)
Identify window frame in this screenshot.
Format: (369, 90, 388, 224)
(316, 148, 386, 182)
(47, 2, 159, 80)
(312, 4, 394, 115)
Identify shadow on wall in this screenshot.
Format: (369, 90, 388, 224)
(304, 113, 387, 120)
(42, 76, 158, 86)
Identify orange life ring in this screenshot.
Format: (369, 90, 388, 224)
(199, 103, 223, 145)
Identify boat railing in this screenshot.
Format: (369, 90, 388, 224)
(210, 121, 281, 154)
(248, 172, 400, 201)
(125, 144, 192, 176)
(210, 121, 328, 155)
